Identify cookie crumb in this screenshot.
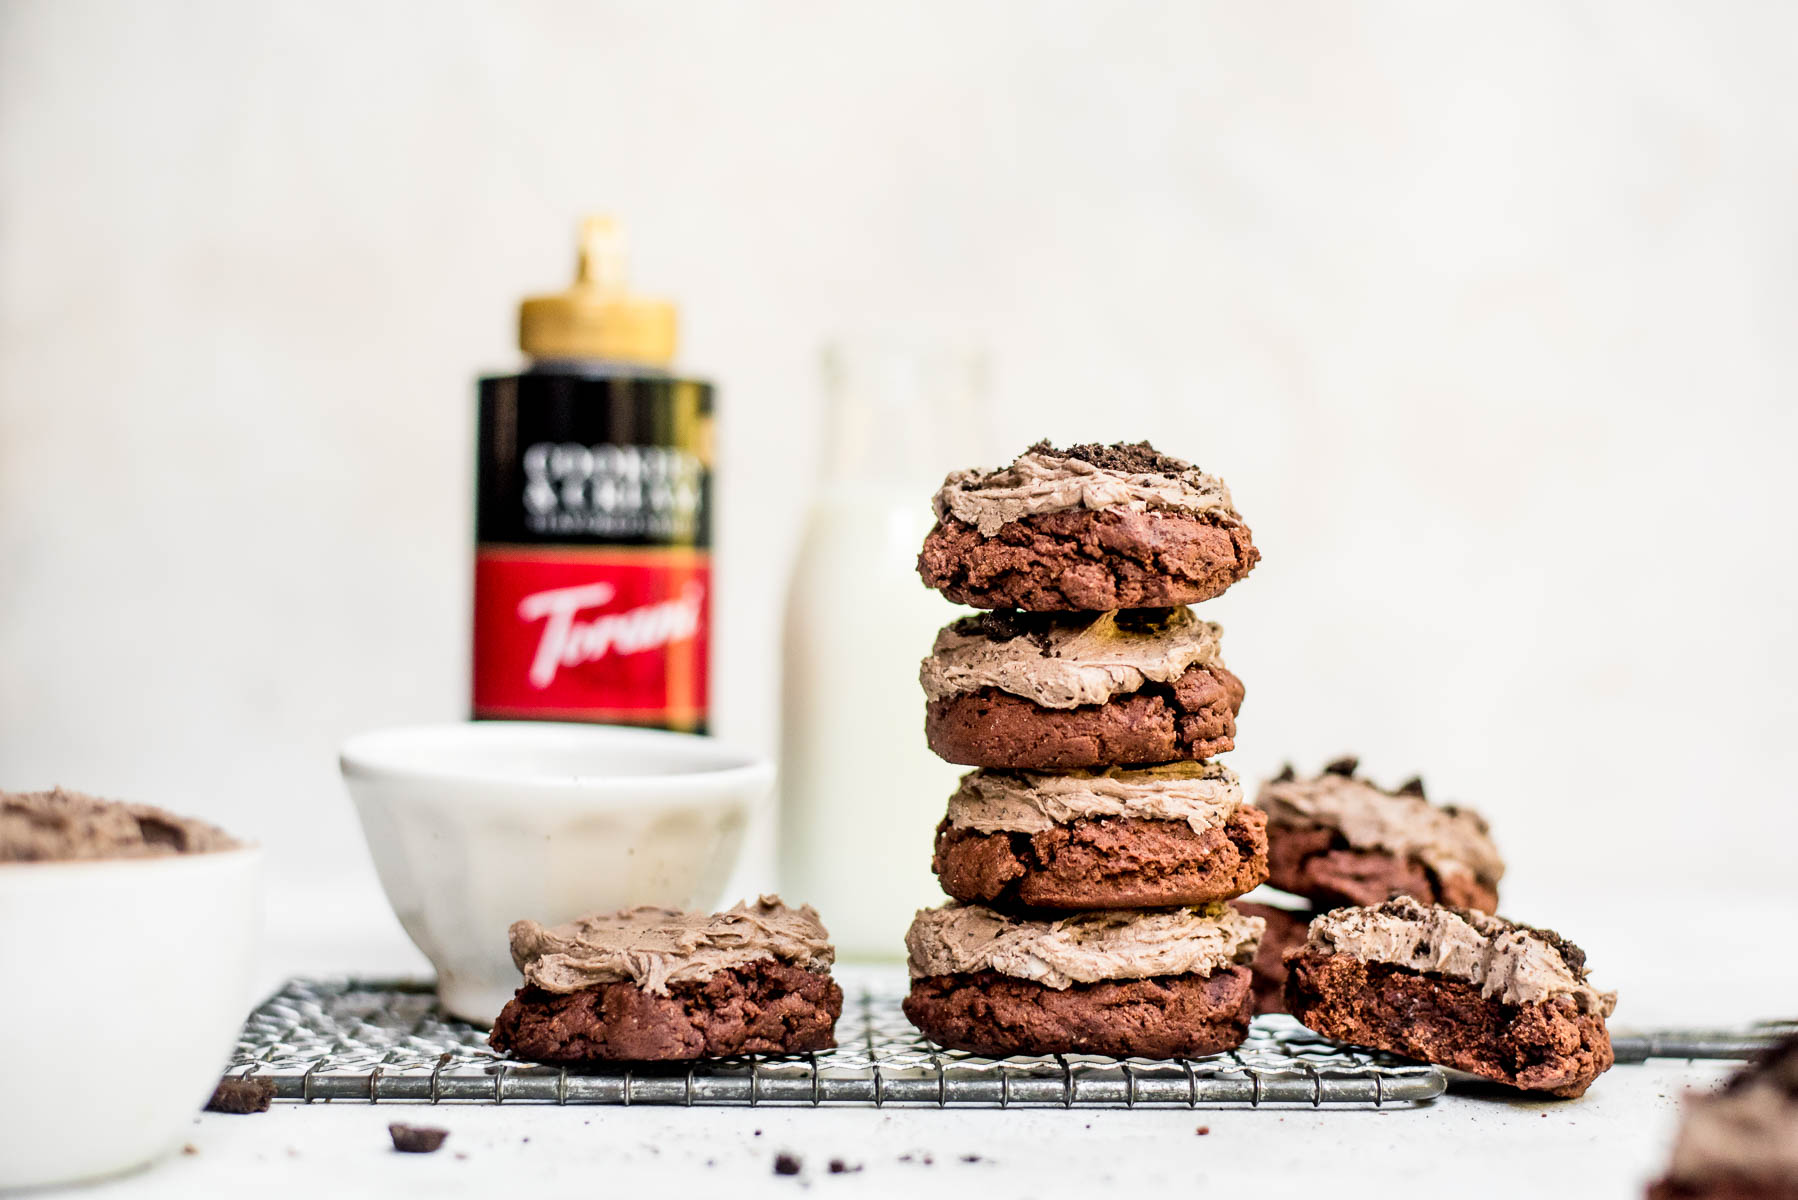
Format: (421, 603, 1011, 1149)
(828, 1159, 862, 1174)
(1196, 1126, 1211, 1136)
(181, 1144, 198, 1156)
(961, 1153, 982, 1163)
(1037, 439, 1189, 475)
(774, 1152, 802, 1176)
(205, 1077, 274, 1114)
(389, 1124, 449, 1154)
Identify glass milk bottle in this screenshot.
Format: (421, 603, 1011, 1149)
(778, 342, 988, 960)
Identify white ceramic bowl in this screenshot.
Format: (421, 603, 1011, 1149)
(0, 846, 262, 1190)
(340, 722, 771, 1025)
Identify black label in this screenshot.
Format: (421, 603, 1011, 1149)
(477, 371, 713, 547)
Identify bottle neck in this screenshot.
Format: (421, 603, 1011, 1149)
(819, 341, 989, 490)
(526, 356, 675, 380)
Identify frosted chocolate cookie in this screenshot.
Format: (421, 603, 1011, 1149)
(1649, 1034, 1798, 1200)
(489, 897, 842, 1062)
(917, 441, 1259, 611)
(1233, 900, 1313, 1015)
(1257, 759, 1503, 912)
(902, 902, 1262, 1058)
(1284, 896, 1616, 1097)
(1, 787, 239, 862)
(920, 608, 1244, 769)
(931, 763, 1268, 911)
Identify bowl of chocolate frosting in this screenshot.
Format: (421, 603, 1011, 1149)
(0, 788, 261, 1189)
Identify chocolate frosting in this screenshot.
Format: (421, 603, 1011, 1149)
(944, 762, 1242, 835)
(0, 787, 239, 862)
(1668, 1039, 1798, 1184)
(1300, 897, 1616, 1015)
(933, 442, 1240, 537)
(905, 901, 1263, 990)
(1669, 1081, 1798, 1183)
(1256, 767, 1504, 890)
(918, 607, 1225, 709)
(508, 896, 835, 996)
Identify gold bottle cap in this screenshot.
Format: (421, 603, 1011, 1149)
(518, 216, 678, 365)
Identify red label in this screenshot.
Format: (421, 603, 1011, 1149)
(473, 546, 709, 729)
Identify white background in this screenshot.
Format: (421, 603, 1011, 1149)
(3, 1, 1795, 925)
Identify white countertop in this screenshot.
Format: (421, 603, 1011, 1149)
(37, 878, 1797, 1200)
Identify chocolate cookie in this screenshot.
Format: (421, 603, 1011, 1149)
(920, 608, 1244, 769)
(1257, 759, 1502, 912)
(903, 901, 1262, 1058)
(918, 441, 1259, 611)
(1648, 1034, 1798, 1200)
(1232, 900, 1312, 1015)
(1283, 897, 1616, 1097)
(930, 763, 1266, 910)
(906, 967, 1254, 1059)
(1649, 1181, 1798, 1200)
(490, 957, 843, 1062)
(489, 897, 842, 1063)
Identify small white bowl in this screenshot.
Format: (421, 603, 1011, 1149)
(340, 722, 770, 1025)
(0, 846, 262, 1190)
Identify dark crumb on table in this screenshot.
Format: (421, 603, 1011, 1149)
(829, 1159, 863, 1174)
(774, 1152, 802, 1176)
(1196, 1126, 1211, 1136)
(754, 1129, 763, 1137)
(961, 1153, 982, 1163)
(181, 1144, 198, 1156)
(388, 1124, 449, 1154)
(205, 1077, 274, 1114)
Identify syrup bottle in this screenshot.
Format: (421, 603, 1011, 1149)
(473, 217, 711, 730)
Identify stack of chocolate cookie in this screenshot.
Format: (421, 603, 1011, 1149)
(900, 441, 1269, 1058)
(1237, 757, 1505, 1013)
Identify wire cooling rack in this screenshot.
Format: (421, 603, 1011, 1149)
(1610, 1021, 1796, 1064)
(225, 976, 1446, 1108)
